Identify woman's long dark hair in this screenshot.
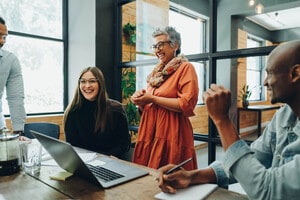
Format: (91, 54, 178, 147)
(64, 66, 109, 133)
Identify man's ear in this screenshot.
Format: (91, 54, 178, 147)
(291, 64, 300, 82)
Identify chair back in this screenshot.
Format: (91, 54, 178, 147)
(24, 122, 60, 139)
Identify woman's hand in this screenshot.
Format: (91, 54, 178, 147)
(131, 89, 152, 107)
(131, 89, 146, 99)
(157, 164, 192, 194)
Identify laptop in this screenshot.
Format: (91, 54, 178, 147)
(30, 130, 149, 188)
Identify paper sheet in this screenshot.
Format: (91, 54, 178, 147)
(154, 184, 218, 200)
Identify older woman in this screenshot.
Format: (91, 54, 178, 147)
(131, 26, 199, 170)
(64, 66, 131, 158)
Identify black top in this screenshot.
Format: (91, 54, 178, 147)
(64, 99, 131, 158)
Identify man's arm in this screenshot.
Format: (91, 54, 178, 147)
(6, 53, 26, 131)
(202, 84, 240, 150)
(158, 165, 217, 194)
(203, 84, 300, 199)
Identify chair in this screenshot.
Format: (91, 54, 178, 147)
(24, 122, 60, 139)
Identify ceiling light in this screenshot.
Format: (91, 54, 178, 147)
(255, 3, 264, 14)
(249, 0, 255, 6)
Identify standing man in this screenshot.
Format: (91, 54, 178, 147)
(0, 16, 26, 135)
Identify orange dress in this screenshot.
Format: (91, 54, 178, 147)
(133, 62, 199, 170)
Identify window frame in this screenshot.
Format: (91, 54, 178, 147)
(2, 0, 68, 117)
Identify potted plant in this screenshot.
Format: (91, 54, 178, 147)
(239, 84, 252, 107)
(122, 22, 136, 61)
(122, 23, 136, 45)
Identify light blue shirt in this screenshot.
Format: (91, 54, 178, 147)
(211, 104, 300, 200)
(0, 48, 26, 131)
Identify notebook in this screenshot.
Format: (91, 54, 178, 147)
(30, 130, 149, 188)
(154, 184, 218, 200)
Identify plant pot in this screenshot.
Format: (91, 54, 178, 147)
(242, 100, 249, 108)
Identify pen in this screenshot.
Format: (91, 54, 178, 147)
(165, 157, 193, 175)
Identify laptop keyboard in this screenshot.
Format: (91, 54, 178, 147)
(87, 164, 124, 182)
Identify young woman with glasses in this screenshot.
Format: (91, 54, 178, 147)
(64, 66, 131, 159)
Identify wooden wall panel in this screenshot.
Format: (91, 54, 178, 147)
(190, 106, 208, 135)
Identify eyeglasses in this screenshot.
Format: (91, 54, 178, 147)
(79, 78, 99, 85)
(150, 41, 171, 52)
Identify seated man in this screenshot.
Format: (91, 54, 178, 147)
(158, 40, 300, 200)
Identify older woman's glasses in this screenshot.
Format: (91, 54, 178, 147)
(150, 41, 171, 52)
(79, 78, 99, 85)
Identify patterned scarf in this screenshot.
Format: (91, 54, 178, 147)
(147, 54, 188, 88)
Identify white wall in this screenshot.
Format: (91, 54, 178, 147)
(68, 0, 96, 102)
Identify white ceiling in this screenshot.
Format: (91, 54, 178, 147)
(247, 7, 300, 31)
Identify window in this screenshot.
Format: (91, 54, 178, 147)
(169, 5, 207, 104)
(246, 36, 263, 101)
(0, 0, 65, 115)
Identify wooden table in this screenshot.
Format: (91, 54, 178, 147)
(0, 150, 248, 200)
(237, 104, 281, 137)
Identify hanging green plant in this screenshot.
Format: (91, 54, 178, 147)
(123, 22, 136, 45)
(121, 68, 140, 126)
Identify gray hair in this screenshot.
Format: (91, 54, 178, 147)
(152, 26, 181, 56)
